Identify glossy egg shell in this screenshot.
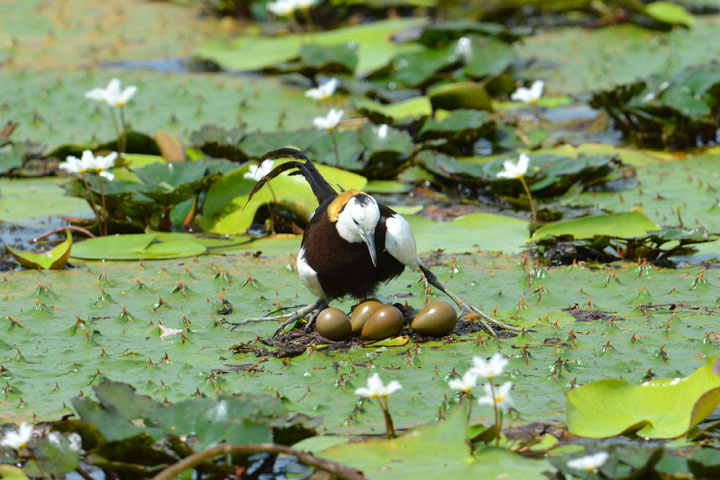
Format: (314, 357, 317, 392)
(361, 305, 404, 340)
(411, 300, 458, 336)
(316, 307, 352, 341)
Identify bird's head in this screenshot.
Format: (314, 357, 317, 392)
(333, 192, 380, 267)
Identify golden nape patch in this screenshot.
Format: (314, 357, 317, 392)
(327, 189, 363, 222)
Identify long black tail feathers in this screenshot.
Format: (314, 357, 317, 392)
(244, 148, 337, 209)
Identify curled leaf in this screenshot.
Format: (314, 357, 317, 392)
(6, 230, 72, 270)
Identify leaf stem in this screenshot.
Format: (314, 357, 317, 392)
(118, 106, 128, 155)
(108, 107, 122, 153)
(81, 173, 103, 235)
(150, 443, 366, 480)
(97, 173, 109, 236)
(329, 129, 340, 168)
(518, 175, 537, 228)
(377, 398, 396, 439)
(489, 382, 500, 447)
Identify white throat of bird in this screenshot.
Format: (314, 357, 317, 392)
(336, 195, 380, 266)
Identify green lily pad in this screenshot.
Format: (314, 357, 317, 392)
(6, 230, 72, 270)
(194, 18, 425, 74)
(353, 96, 432, 124)
(321, 405, 550, 479)
(531, 212, 660, 241)
(428, 82, 492, 111)
(566, 356, 720, 438)
(70, 233, 207, 260)
(408, 212, 530, 254)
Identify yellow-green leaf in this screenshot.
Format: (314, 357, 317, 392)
(6, 230, 72, 270)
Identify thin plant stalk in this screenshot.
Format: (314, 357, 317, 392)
(108, 107, 122, 154)
(97, 173, 109, 236)
(488, 382, 500, 447)
(300, 7, 315, 33)
(377, 398, 395, 439)
(463, 392, 473, 424)
(329, 129, 340, 168)
(118, 106, 128, 155)
(80, 174, 104, 235)
(518, 175, 537, 228)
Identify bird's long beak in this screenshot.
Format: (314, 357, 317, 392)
(360, 231, 377, 267)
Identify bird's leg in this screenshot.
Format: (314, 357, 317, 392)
(228, 298, 325, 333)
(419, 265, 520, 336)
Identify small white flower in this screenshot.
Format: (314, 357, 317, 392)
(477, 382, 514, 410)
(305, 78, 339, 101)
(85, 78, 137, 107)
(0, 422, 33, 450)
(496, 153, 530, 179)
(68, 433, 82, 452)
(59, 150, 117, 177)
(471, 352, 508, 379)
(244, 159, 274, 181)
(267, 0, 296, 16)
(100, 170, 115, 181)
(48, 431, 62, 446)
(355, 373, 402, 399)
(511, 80, 544, 104)
(159, 324, 182, 340)
(313, 108, 344, 131)
(448, 369, 478, 393)
(376, 124, 388, 139)
(455, 36, 472, 61)
(567, 452, 609, 473)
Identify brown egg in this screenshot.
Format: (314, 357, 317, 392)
(350, 300, 383, 334)
(411, 301, 458, 336)
(361, 305, 404, 340)
(316, 308, 352, 341)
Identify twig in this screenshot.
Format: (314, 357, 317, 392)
(150, 443, 366, 480)
(31, 226, 95, 243)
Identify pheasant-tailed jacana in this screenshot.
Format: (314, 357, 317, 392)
(234, 148, 517, 336)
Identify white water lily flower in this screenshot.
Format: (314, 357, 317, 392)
(266, 0, 296, 16)
(496, 153, 530, 179)
(244, 159, 274, 181)
(511, 80, 544, 104)
(159, 324, 182, 340)
(0, 422, 33, 450)
(355, 373, 402, 399)
(472, 352, 509, 379)
(313, 108, 344, 131)
(85, 78, 137, 107)
(567, 452, 610, 472)
(305, 78, 339, 101)
(478, 382, 514, 410)
(448, 369, 478, 393)
(455, 36, 472, 61)
(376, 124, 388, 139)
(59, 150, 117, 177)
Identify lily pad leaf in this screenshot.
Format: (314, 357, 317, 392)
(407, 213, 529, 254)
(531, 212, 660, 241)
(71, 233, 206, 260)
(566, 356, 720, 438)
(321, 405, 550, 479)
(644, 2, 694, 28)
(6, 230, 72, 270)
(428, 82, 492, 111)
